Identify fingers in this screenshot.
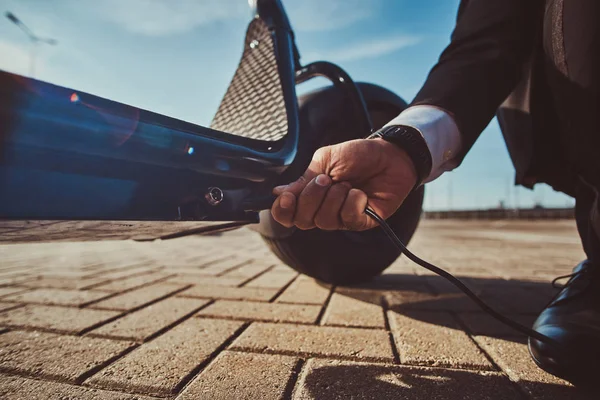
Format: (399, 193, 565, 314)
(271, 171, 319, 228)
(271, 147, 331, 228)
(272, 172, 315, 197)
(270, 192, 296, 228)
(273, 148, 328, 197)
(271, 174, 331, 229)
(314, 182, 352, 230)
(272, 174, 349, 230)
(341, 188, 371, 231)
(293, 174, 331, 230)
(271, 182, 373, 232)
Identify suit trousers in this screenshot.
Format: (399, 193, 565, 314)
(544, 0, 600, 261)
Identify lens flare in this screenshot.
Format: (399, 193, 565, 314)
(68, 92, 139, 146)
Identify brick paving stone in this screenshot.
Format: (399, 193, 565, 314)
(197, 258, 249, 276)
(386, 260, 419, 274)
(334, 287, 384, 304)
(166, 267, 224, 276)
(89, 297, 208, 341)
(197, 300, 321, 324)
(445, 267, 503, 279)
(90, 273, 173, 293)
(388, 310, 493, 370)
(348, 273, 428, 291)
(244, 270, 297, 289)
(86, 267, 160, 281)
(34, 270, 96, 279)
(321, 291, 385, 329)
(177, 351, 298, 400)
(183, 255, 233, 268)
(166, 274, 248, 287)
(478, 285, 551, 314)
(0, 270, 37, 280)
(0, 330, 134, 383)
(0, 275, 36, 286)
(231, 322, 394, 362)
(424, 275, 478, 294)
(456, 312, 537, 337)
(88, 318, 243, 396)
(178, 284, 278, 302)
(275, 277, 331, 305)
(270, 264, 296, 273)
(293, 359, 522, 400)
(0, 267, 30, 276)
(525, 282, 561, 301)
(160, 253, 228, 268)
(0, 303, 23, 313)
(0, 304, 120, 334)
(221, 263, 273, 279)
(0, 374, 159, 400)
(0, 287, 28, 299)
(21, 276, 111, 290)
(385, 288, 481, 312)
(0, 267, 37, 279)
(475, 336, 582, 399)
(76, 264, 145, 277)
(89, 283, 188, 311)
(2, 288, 113, 307)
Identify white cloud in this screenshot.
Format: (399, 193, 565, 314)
(88, 0, 249, 36)
(305, 34, 421, 63)
(285, 0, 382, 32)
(67, 0, 381, 37)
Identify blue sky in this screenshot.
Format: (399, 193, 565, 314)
(0, 0, 574, 210)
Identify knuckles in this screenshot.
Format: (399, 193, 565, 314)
(340, 212, 368, 231)
(314, 216, 338, 231)
(295, 221, 316, 230)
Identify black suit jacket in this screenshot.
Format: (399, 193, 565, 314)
(413, 0, 574, 195)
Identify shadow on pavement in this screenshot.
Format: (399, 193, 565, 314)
(328, 273, 561, 343)
(299, 361, 589, 399)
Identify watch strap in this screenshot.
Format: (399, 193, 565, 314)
(367, 125, 433, 188)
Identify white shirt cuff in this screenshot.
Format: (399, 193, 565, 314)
(383, 105, 462, 182)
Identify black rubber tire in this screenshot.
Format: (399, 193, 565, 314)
(258, 84, 424, 285)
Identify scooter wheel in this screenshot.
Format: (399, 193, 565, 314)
(256, 83, 424, 284)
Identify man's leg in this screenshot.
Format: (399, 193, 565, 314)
(529, 0, 600, 388)
(544, 0, 600, 178)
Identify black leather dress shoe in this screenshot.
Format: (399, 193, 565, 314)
(529, 260, 600, 389)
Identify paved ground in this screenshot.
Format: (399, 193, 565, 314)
(0, 219, 594, 399)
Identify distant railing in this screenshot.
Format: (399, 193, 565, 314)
(423, 207, 575, 220)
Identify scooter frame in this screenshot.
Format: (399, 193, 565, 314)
(0, 0, 372, 227)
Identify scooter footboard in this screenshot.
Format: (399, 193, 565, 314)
(211, 18, 288, 142)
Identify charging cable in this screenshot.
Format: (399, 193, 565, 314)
(364, 207, 559, 347)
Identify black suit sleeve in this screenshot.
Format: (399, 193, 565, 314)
(412, 0, 540, 162)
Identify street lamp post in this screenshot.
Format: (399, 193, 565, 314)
(5, 11, 57, 78)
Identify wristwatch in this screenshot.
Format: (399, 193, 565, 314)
(367, 125, 433, 189)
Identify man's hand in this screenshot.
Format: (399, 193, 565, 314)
(271, 138, 418, 231)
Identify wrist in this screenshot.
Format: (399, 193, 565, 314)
(371, 138, 418, 189)
(368, 125, 433, 189)
(383, 106, 462, 182)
